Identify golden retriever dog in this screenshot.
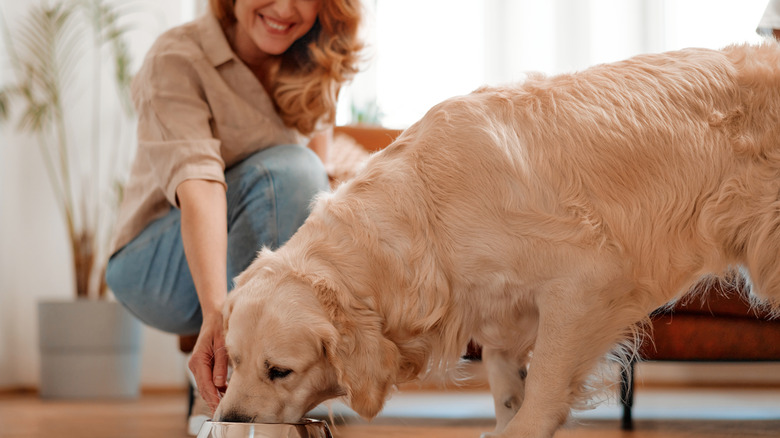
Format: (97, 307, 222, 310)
(214, 43, 780, 438)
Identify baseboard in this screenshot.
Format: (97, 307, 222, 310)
(636, 362, 780, 388)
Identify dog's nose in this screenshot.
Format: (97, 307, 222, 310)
(217, 410, 255, 423)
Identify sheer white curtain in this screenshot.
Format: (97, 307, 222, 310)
(341, 0, 769, 129)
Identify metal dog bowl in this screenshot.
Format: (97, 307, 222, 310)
(196, 419, 332, 438)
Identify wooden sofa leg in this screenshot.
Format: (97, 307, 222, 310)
(620, 359, 635, 431)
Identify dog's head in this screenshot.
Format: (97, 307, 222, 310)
(214, 251, 400, 423)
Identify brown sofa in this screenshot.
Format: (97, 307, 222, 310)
(333, 125, 404, 152)
(619, 280, 780, 429)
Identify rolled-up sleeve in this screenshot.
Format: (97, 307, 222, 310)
(132, 51, 226, 207)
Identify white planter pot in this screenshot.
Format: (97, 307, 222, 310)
(38, 300, 142, 399)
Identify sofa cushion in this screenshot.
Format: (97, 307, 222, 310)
(658, 280, 776, 320)
(641, 313, 780, 360)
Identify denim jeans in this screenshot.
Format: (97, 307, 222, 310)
(105, 144, 329, 334)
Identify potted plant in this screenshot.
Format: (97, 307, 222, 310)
(0, 0, 142, 398)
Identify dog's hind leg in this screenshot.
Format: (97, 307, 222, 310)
(481, 276, 644, 438)
(483, 347, 531, 433)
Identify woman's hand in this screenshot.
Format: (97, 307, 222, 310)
(188, 311, 228, 413)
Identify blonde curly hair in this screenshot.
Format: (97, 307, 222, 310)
(210, 0, 363, 135)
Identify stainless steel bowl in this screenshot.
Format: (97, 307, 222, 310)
(196, 419, 333, 438)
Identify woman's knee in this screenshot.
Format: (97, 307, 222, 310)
(226, 144, 329, 239)
(266, 145, 329, 238)
(111, 285, 202, 335)
(239, 144, 328, 195)
(105, 256, 130, 305)
(106, 248, 203, 335)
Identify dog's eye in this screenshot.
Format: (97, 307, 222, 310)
(268, 366, 293, 381)
(519, 368, 528, 380)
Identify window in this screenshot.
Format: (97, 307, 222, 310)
(340, 0, 770, 128)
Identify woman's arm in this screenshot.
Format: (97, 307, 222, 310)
(177, 178, 230, 413)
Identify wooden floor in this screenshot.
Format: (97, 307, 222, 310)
(1, 390, 778, 438)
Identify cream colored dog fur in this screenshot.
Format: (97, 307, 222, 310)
(215, 43, 780, 438)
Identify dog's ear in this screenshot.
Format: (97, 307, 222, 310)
(311, 277, 399, 420)
(335, 328, 399, 420)
(227, 262, 275, 333)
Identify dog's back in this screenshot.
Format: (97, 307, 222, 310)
(334, 44, 780, 317)
(287, 42, 780, 394)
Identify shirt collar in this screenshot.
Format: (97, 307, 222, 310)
(197, 12, 235, 67)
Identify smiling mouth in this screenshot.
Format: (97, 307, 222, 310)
(261, 15, 294, 33)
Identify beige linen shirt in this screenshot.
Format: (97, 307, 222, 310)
(111, 13, 302, 253)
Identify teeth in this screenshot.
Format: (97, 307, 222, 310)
(264, 16, 289, 31)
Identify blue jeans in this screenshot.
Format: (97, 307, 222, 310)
(105, 144, 329, 334)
